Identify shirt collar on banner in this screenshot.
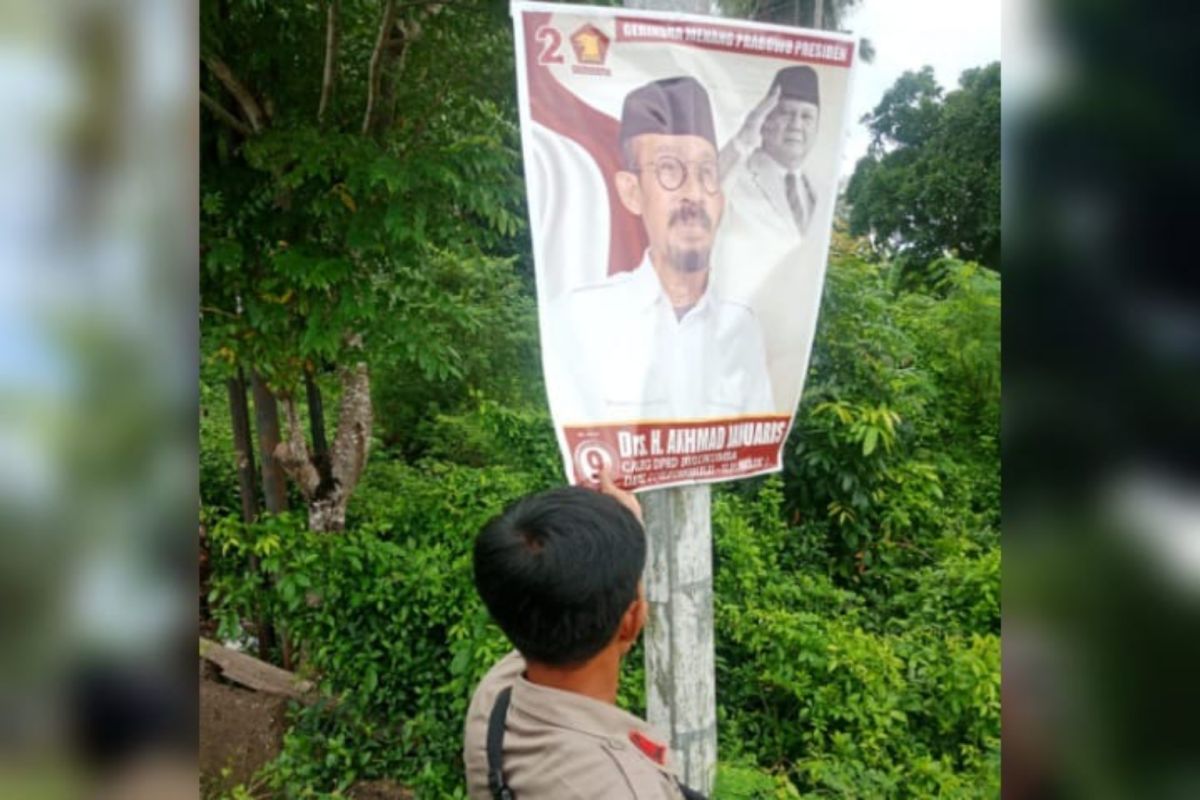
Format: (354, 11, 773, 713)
(630, 250, 715, 321)
(750, 148, 806, 185)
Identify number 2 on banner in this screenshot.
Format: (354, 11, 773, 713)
(536, 25, 565, 64)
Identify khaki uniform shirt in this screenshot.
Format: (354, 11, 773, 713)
(463, 651, 685, 800)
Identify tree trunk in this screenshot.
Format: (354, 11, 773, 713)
(227, 368, 260, 524)
(317, 0, 341, 126)
(304, 367, 331, 485)
(312, 359, 373, 532)
(227, 368, 276, 660)
(251, 370, 288, 515)
(249, 370, 284, 661)
(362, 0, 398, 136)
(276, 358, 372, 533)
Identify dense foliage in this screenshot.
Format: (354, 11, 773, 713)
(202, 236, 999, 799)
(201, 0, 526, 389)
(201, 3, 999, 797)
(846, 64, 1001, 276)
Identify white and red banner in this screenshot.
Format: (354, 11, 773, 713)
(511, 1, 857, 491)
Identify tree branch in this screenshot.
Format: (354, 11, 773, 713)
(200, 91, 254, 137)
(304, 366, 332, 485)
(318, 0, 341, 126)
(362, 0, 397, 136)
(275, 395, 322, 500)
(380, 3, 448, 138)
(330, 359, 372, 491)
(203, 54, 267, 134)
(375, 21, 414, 135)
(200, 303, 240, 318)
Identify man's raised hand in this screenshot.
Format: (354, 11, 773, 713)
(597, 465, 643, 525)
(719, 84, 781, 179)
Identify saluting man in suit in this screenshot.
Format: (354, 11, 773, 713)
(719, 65, 822, 239)
(708, 65, 825, 415)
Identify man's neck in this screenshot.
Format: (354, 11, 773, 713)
(648, 250, 709, 312)
(524, 648, 621, 705)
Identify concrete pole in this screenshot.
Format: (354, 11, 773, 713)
(640, 486, 717, 793)
(620, 0, 719, 790)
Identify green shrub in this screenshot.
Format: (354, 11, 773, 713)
(200, 377, 240, 518)
(202, 242, 1001, 798)
(715, 761, 801, 799)
(208, 462, 540, 796)
(415, 395, 561, 488)
(711, 478, 999, 798)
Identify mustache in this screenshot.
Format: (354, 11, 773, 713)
(669, 202, 713, 230)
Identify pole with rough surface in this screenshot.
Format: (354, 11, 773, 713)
(640, 485, 717, 794)
(621, 0, 719, 791)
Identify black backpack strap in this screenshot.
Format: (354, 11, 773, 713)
(486, 686, 514, 800)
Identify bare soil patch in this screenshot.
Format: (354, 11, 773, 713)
(347, 779, 414, 799)
(199, 659, 290, 796)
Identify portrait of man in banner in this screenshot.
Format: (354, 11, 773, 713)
(515, 5, 856, 489)
(543, 76, 775, 425)
(708, 64, 835, 415)
(720, 65, 823, 239)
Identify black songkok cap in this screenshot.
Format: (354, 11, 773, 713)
(619, 76, 717, 150)
(771, 65, 820, 106)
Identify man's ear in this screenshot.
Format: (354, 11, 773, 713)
(614, 170, 644, 216)
(617, 594, 648, 648)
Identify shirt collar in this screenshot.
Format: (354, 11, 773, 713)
(630, 250, 714, 320)
(751, 148, 806, 183)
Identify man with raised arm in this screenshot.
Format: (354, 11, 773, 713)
(463, 471, 704, 800)
(719, 65, 823, 239)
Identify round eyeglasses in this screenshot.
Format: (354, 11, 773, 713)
(633, 155, 721, 195)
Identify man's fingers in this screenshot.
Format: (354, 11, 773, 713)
(739, 85, 780, 147)
(597, 465, 643, 524)
(598, 463, 617, 492)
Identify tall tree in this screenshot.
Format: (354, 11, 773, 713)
(845, 63, 1001, 273)
(200, 0, 526, 531)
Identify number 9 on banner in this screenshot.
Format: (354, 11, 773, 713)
(572, 439, 615, 484)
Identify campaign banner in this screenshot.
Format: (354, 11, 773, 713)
(511, 1, 857, 491)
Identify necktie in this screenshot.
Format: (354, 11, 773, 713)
(785, 172, 807, 234)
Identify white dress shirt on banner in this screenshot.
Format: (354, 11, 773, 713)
(543, 251, 775, 425)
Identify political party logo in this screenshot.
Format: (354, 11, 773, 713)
(572, 437, 616, 483)
(570, 24, 610, 69)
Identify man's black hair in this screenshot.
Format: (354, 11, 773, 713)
(473, 487, 646, 666)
